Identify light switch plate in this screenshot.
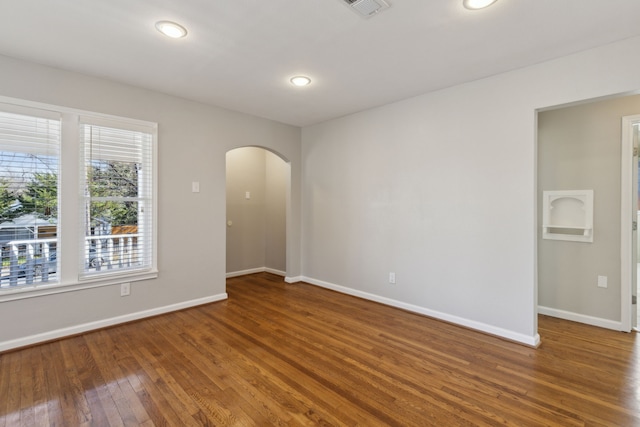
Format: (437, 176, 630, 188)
(597, 275, 608, 288)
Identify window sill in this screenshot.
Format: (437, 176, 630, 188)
(0, 269, 158, 303)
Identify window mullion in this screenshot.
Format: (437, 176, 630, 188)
(58, 113, 81, 285)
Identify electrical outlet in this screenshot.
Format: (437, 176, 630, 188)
(389, 272, 396, 284)
(597, 275, 608, 288)
(120, 282, 131, 296)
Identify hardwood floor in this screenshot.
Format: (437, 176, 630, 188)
(1, 272, 639, 426)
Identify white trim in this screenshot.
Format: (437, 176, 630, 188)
(226, 267, 286, 278)
(620, 114, 640, 332)
(285, 276, 302, 283)
(0, 271, 158, 303)
(0, 95, 157, 128)
(0, 101, 61, 120)
(79, 114, 157, 134)
(0, 293, 228, 352)
(302, 276, 540, 347)
(226, 268, 264, 278)
(265, 267, 286, 276)
(538, 305, 622, 331)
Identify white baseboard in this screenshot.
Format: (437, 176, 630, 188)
(302, 276, 540, 347)
(265, 268, 286, 277)
(226, 268, 265, 278)
(538, 305, 622, 331)
(0, 293, 228, 352)
(285, 276, 302, 283)
(226, 267, 286, 278)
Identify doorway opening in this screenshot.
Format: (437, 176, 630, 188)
(225, 147, 290, 279)
(538, 95, 640, 333)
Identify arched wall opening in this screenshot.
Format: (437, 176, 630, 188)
(225, 146, 290, 278)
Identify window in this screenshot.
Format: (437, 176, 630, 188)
(80, 119, 154, 278)
(0, 106, 60, 288)
(0, 98, 157, 296)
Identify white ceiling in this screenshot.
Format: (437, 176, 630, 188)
(2, 0, 640, 127)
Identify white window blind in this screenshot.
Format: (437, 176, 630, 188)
(80, 119, 154, 278)
(0, 105, 60, 288)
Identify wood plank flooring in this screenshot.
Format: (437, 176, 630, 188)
(1, 272, 639, 426)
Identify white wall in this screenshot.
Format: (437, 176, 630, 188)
(0, 55, 301, 350)
(265, 151, 287, 273)
(301, 35, 640, 346)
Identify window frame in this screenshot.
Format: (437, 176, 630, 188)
(0, 96, 158, 302)
(79, 116, 155, 280)
(0, 104, 61, 288)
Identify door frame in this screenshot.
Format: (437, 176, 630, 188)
(620, 114, 640, 332)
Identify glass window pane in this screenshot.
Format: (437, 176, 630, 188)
(0, 110, 60, 288)
(89, 159, 139, 198)
(80, 122, 153, 278)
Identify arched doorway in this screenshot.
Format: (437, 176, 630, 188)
(225, 146, 289, 278)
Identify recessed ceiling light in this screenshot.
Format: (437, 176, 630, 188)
(290, 76, 311, 87)
(155, 21, 188, 38)
(463, 0, 498, 10)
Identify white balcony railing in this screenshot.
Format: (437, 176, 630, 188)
(1, 234, 140, 288)
(85, 234, 141, 272)
(1, 238, 56, 287)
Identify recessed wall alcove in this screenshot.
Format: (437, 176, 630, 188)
(542, 190, 594, 243)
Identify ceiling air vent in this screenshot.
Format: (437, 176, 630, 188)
(342, 0, 390, 18)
